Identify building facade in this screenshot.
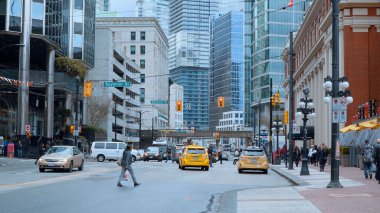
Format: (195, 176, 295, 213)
(87, 28, 141, 143)
(96, 17, 170, 133)
(282, 0, 380, 148)
(136, 0, 169, 36)
(168, 0, 218, 130)
(249, 0, 311, 132)
(209, 11, 244, 131)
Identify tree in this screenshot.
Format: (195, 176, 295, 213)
(55, 56, 88, 78)
(87, 97, 111, 128)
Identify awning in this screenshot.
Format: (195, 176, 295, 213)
(339, 124, 363, 133)
(359, 119, 378, 129)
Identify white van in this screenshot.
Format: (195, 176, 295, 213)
(90, 142, 126, 162)
(90, 142, 140, 162)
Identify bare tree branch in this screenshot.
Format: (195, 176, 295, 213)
(87, 97, 111, 127)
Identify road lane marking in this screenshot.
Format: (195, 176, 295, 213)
(0, 167, 119, 189)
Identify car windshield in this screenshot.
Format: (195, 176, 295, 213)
(147, 147, 159, 152)
(243, 150, 265, 156)
(187, 148, 205, 154)
(47, 147, 72, 155)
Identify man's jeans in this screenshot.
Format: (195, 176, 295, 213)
(363, 162, 372, 178)
(118, 165, 137, 184)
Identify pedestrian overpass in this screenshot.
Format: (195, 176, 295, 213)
(163, 130, 253, 139)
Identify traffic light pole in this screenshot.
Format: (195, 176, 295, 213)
(288, 31, 294, 170)
(269, 78, 273, 164)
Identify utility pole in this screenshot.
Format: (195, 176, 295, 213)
(75, 78, 79, 146)
(114, 101, 117, 142)
(288, 31, 294, 170)
(139, 111, 142, 144)
(269, 78, 273, 164)
(151, 117, 154, 142)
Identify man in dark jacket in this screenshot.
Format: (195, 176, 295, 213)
(117, 145, 140, 187)
(375, 138, 380, 184)
(208, 144, 213, 167)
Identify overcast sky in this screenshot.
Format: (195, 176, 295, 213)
(110, 0, 136, 17)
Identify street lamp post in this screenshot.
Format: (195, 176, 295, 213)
(323, 76, 353, 187)
(272, 116, 283, 165)
(296, 88, 316, 176)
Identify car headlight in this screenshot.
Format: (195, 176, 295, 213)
(144, 153, 147, 156)
(156, 153, 159, 156)
(38, 158, 45, 162)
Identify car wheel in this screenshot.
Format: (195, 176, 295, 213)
(205, 166, 209, 171)
(132, 155, 136, 162)
(39, 168, 45, 172)
(97, 154, 105, 162)
(78, 160, 84, 171)
(181, 165, 185, 170)
(263, 169, 268, 174)
(238, 169, 243, 173)
(68, 161, 73, 173)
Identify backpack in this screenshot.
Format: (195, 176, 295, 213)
(363, 144, 374, 163)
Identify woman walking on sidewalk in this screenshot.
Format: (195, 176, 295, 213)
(318, 143, 328, 172)
(293, 146, 301, 167)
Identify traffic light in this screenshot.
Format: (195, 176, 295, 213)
(215, 132, 220, 140)
(84, 80, 93, 97)
(176, 100, 183, 111)
(69, 125, 75, 135)
(271, 96, 275, 106)
(217, 97, 224, 107)
(275, 92, 281, 104)
(284, 110, 289, 124)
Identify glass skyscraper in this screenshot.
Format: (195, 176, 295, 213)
(169, 0, 218, 130)
(209, 11, 244, 130)
(136, 0, 169, 36)
(248, 0, 311, 130)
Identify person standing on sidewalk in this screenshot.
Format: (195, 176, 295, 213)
(217, 145, 223, 164)
(17, 140, 23, 158)
(165, 146, 171, 163)
(362, 139, 374, 179)
(318, 143, 328, 172)
(375, 138, 380, 184)
(117, 145, 140, 187)
(293, 146, 301, 167)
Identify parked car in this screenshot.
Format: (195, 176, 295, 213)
(37, 146, 84, 172)
(179, 145, 209, 171)
(238, 146, 268, 174)
(143, 146, 163, 161)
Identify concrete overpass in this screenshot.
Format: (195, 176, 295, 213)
(164, 131, 253, 138)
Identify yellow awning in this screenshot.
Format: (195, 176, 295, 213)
(351, 125, 364, 131)
(359, 119, 377, 128)
(340, 125, 354, 133)
(371, 123, 380, 130)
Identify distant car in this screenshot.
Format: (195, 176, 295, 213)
(179, 145, 209, 171)
(143, 146, 163, 161)
(238, 147, 268, 174)
(137, 149, 145, 160)
(173, 147, 183, 164)
(90, 141, 126, 162)
(37, 146, 84, 173)
(130, 149, 141, 162)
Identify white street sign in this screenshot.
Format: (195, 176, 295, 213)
(339, 97, 347, 110)
(332, 110, 340, 123)
(186, 103, 191, 109)
(339, 110, 347, 123)
(332, 98, 340, 110)
(74, 130, 80, 136)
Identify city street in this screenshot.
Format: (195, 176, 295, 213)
(0, 157, 292, 213)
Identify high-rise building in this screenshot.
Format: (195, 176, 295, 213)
(96, 0, 110, 11)
(136, 0, 169, 36)
(96, 17, 169, 132)
(168, 0, 218, 130)
(244, 0, 254, 129)
(209, 11, 244, 131)
(248, 0, 311, 131)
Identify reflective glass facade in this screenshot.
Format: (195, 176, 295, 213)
(244, 0, 253, 127)
(46, 0, 63, 46)
(250, 0, 310, 104)
(136, 0, 169, 36)
(209, 12, 244, 130)
(169, 0, 218, 130)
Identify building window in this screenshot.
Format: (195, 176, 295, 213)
(130, 45, 136, 55)
(131, 31, 136, 40)
(140, 59, 145, 69)
(140, 74, 145, 83)
(140, 88, 145, 103)
(140, 31, 145, 40)
(132, 59, 135, 63)
(140, 45, 145, 54)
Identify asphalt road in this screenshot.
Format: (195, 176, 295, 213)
(0, 157, 292, 213)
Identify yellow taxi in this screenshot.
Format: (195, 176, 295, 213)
(179, 145, 209, 171)
(238, 146, 268, 174)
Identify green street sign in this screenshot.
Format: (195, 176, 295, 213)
(104, 81, 131, 87)
(151, 100, 168, 104)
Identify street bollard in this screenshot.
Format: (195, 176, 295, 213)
(7, 142, 14, 158)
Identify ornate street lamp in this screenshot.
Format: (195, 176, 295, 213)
(271, 116, 283, 165)
(296, 88, 316, 176)
(323, 75, 353, 188)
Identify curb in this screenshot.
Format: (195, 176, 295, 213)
(271, 166, 308, 186)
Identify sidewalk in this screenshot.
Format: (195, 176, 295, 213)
(272, 163, 380, 213)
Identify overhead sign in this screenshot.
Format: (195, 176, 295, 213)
(151, 100, 168, 104)
(104, 81, 131, 87)
(292, 120, 300, 134)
